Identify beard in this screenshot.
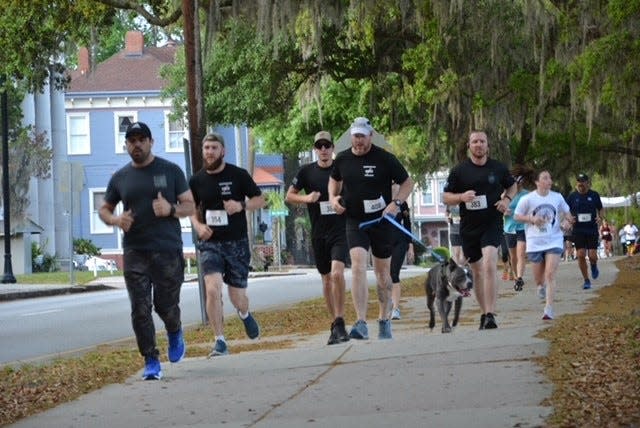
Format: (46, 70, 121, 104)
(205, 156, 224, 172)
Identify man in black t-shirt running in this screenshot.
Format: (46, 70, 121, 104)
(189, 133, 266, 358)
(329, 117, 414, 340)
(286, 131, 350, 345)
(443, 130, 516, 330)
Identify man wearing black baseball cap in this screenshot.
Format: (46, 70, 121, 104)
(124, 121, 152, 140)
(565, 173, 603, 290)
(99, 120, 195, 380)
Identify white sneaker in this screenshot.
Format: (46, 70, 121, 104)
(542, 305, 554, 320)
(537, 284, 546, 300)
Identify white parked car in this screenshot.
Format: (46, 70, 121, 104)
(84, 256, 117, 272)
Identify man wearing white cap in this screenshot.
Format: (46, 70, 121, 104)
(286, 131, 349, 345)
(328, 117, 414, 340)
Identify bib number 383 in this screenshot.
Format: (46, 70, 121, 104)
(465, 195, 488, 211)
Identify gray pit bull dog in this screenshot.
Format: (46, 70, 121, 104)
(425, 259, 473, 333)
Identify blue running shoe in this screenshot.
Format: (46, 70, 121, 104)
(241, 312, 260, 339)
(208, 339, 228, 357)
(590, 264, 599, 279)
(142, 356, 162, 380)
(349, 320, 369, 340)
(583, 279, 592, 290)
(378, 319, 392, 339)
(167, 328, 185, 363)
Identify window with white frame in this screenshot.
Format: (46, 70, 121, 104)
(438, 179, 446, 206)
(66, 113, 91, 155)
(90, 188, 117, 234)
(115, 112, 137, 154)
(421, 181, 434, 206)
(165, 112, 186, 152)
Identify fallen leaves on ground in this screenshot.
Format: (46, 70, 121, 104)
(1, 261, 639, 426)
(538, 257, 640, 427)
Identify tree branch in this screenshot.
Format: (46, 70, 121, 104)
(94, 0, 182, 26)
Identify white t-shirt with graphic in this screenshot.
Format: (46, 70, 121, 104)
(514, 190, 570, 253)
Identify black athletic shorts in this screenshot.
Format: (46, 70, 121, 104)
(345, 217, 394, 259)
(571, 234, 599, 250)
(312, 233, 348, 275)
(461, 220, 503, 263)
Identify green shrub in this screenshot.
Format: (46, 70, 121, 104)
(73, 238, 101, 256)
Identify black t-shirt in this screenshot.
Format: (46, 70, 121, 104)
(189, 163, 262, 241)
(444, 158, 514, 232)
(565, 189, 602, 236)
(290, 162, 346, 238)
(104, 157, 189, 251)
(331, 145, 409, 221)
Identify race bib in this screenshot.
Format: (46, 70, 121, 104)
(465, 195, 488, 211)
(577, 213, 592, 222)
(319, 201, 336, 215)
(363, 196, 385, 213)
(205, 210, 229, 226)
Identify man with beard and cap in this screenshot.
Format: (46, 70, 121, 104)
(285, 130, 350, 345)
(189, 133, 265, 357)
(565, 173, 603, 290)
(329, 117, 414, 340)
(99, 121, 195, 380)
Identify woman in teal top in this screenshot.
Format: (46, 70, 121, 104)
(503, 165, 536, 291)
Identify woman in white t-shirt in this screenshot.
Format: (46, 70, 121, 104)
(514, 170, 574, 320)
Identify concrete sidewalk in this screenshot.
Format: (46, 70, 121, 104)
(9, 258, 617, 428)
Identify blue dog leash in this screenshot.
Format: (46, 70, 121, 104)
(358, 213, 445, 263)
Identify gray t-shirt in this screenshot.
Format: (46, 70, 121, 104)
(104, 157, 189, 251)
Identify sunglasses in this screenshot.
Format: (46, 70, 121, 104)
(314, 141, 333, 150)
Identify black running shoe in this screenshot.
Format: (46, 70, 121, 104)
(333, 317, 350, 343)
(327, 321, 340, 345)
(479, 313, 486, 330)
(514, 277, 524, 292)
(484, 312, 498, 329)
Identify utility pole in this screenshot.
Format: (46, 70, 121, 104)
(1, 76, 16, 283)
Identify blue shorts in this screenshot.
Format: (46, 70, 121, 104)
(197, 238, 250, 288)
(527, 247, 563, 263)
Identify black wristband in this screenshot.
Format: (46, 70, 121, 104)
(240, 200, 247, 210)
(504, 195, 512, 201)
(169, 204, 176, 217)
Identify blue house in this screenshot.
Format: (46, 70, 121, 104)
(59, 31, 282, 267)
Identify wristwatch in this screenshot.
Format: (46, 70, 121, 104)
(393, 199, 403, 207)
(169, 204, 176, 217)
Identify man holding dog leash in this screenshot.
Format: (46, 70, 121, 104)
(329, 117, 414, 340)
(443, 130, 516, 330)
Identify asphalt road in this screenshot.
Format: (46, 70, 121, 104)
(0, 267, 428, 365)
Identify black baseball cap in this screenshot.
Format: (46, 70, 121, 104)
(125, 122, 152, 140)
(577, 173, 589, 182)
